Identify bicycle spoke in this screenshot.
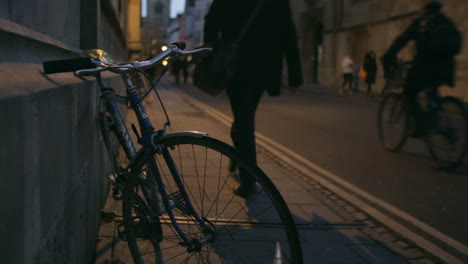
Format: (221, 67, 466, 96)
(426, 97, 468, 169)
(124, 136, 301, 263)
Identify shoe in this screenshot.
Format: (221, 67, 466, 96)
(233, 184, 260, 198)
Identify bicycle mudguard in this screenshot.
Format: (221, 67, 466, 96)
(158, 131, 209, 141)
(43, 57, 96, 74)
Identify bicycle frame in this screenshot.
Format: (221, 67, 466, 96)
(97, 75, 137, 161)
(100, 71, 215, 250)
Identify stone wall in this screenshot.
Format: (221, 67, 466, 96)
(299, 0, 468, 100)
(0, 0, 132, 263)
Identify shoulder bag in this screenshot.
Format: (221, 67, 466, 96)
(193, 0, 264, 96)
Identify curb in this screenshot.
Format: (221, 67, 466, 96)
(173, 87, 466, 264)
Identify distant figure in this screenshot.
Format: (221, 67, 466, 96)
(341, 55, 354, 94)
(381, 0, 462, 135)
(363, 50, 378, 96)
(172, 56, 189, 85)
(204, 0, 303, 197)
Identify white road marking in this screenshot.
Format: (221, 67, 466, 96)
(176, 90, 468, 264)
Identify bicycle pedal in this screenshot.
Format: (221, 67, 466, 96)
(101, 211, 117, 223)
(123, 220, 163, 242)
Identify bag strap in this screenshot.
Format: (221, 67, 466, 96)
(234, 0, 265, 45)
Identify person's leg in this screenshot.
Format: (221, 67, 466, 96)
(227, 82, 264, 190)
(341, 74, 346, 93)
(342, 74, 351, 93)
(183, 68, 188, 84)
(404, 68, 424, 135)
(381, 79, 389, 96)
(347, 74, 353, 93)
(174, 70, 180, 85)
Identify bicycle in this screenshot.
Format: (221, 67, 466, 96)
(43, 41, 302, 263)
(377, 65, 468, 170)
(380, 59, 409, 97)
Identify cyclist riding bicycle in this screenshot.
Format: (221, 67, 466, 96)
(381, 1, 462, 136)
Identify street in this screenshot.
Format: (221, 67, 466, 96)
(174, 81, 468, 250)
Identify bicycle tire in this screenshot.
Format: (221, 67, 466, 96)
(123, 134, 302, 264)
(425, 96, 468, 170)
(122, 180, 164, 264)
(377, 92, 409, 152)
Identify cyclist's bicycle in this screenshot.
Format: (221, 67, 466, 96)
(380, 59, 409, 97)
(377, 65, 468, 170)
(43, 42, 302, 263)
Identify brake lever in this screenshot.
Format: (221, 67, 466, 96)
(75, 67, 107, 77)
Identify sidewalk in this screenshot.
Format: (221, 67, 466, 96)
(94, 79, 409, 264)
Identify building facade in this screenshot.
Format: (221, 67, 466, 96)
(0, 0, 141, 262)
(298, 0, 468, 99)
(141, 0, 171, 57)
(128, 0, 144, 59)
(175, 0, 213, 50)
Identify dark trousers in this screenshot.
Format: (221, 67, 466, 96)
(366, 82, 373, 95)
(403, 66, 439, 129)
(173, 68, 188, 85)
(226, 82, 265, 186)
(342, 73, 353, 90)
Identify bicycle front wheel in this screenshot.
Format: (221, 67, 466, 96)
(426, 96, 468, 170)
(377, 92, 409, 152)
(126, 134, 302, 264)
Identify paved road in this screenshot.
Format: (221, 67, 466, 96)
(173, 82, 468, 249)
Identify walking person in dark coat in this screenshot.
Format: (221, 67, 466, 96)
(204, 0, 303, 197)
(363, 50, 378, 96)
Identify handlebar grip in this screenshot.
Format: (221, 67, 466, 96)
(43, 57, 96, 74)
(171, 41, 186, 50)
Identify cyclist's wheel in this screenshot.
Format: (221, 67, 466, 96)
(426, 96, 468, 170)
(124, 135, 302, 264)
(378, 92, 409, 152)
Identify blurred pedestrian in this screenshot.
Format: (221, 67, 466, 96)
(363, 50, 378, 96)
(204, 0, 303, 197)
(172, 56, 189, 85)
(341, 55, 354, 94)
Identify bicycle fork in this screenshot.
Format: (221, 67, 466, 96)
(145, 145, 216, 252)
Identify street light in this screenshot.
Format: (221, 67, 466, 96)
(161, 45, 168, 51)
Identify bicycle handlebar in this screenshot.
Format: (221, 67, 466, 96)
(42, 41, 212, 77)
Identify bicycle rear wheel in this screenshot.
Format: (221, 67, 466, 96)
(377, 92, 409, 152)
(124, 134, 302, 264)
(426, 96, 468, 170)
